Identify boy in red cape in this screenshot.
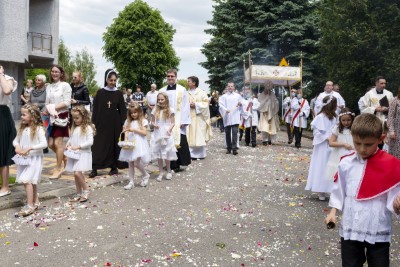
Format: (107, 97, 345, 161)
(324, 113, 400, 267)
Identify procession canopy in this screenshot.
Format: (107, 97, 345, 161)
(244, 65, 301, 87)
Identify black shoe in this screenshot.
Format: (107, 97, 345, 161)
(252, 144, 257, 148)
(108, 168, 118, 176)
(268, 141, 272, 145)
(262, 142, 268, 146)
(43, 148, 49, 154)
(233, 150, 238, 155)
(288, 139, 293, 144)
(173, 167, 184, 173)
(226, 150, 231, 154)
(88, 170, 97, 178)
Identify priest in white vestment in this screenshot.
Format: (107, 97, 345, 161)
(186, 76, 212, 159)
(360, 76, 393, 124)
(257, 81, 280, 145)
(159, 69, 192, 171)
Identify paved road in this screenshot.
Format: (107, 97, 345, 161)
(1, 128, 400, 266)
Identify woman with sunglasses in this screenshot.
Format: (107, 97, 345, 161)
(70, 71, 90, 108)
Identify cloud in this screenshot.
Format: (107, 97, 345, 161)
(59, 0, 214, 90)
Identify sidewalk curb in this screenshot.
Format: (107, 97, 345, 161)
(0, 175, 129, 212)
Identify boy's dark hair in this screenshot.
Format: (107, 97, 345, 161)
(351, 113, 382, 139)
(319, 95, 337, 120)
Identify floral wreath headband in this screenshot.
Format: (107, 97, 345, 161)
(339, 111, 355, 117)
(22, 104, 42, 123)
(321, 95, 335, 107)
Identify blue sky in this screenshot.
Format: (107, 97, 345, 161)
(59, 0, 214, 90)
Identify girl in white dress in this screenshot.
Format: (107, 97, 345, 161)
(13, 104, 47, 216)
(64, 105, 94, 202)
(150, 92, 177, 181)
(119, 102, 151, 189)
(326, 108, 355, 181)
(305, 95, 338, 201)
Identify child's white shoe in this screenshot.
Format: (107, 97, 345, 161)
(165, 171, 173, 180)
(318, 192, 326, 201)
(156, 173, 163, 182)
(124, 181, 134, 190)
(140, 173, 150, 187)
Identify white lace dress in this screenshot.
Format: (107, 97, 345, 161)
(326, 125, 354, 181)
(118, 119, 150, 163)
(150, 108, 177, 161)
(12, 127, 47, 184)
(64, 126, 93, 172)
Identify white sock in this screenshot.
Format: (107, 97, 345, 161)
(128, 162, 135, 182)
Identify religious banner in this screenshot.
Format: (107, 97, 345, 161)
(244, 65, 301, 86)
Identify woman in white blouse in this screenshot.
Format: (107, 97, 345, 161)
(0, 65, 18, 197)
(45, 65, 72, 179)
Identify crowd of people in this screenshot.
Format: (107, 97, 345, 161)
(2, 63, 400, 265)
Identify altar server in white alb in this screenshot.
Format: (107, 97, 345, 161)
(219, 81, 242, 155)
(314, 80, 345, 115)
(159, 69, 191, 172)
(13, 104, 47, 216)
(186, 76, 212, 159)
(290, 89, 310, 148)
(257, 81, 280, 145)
(240, 86, 259, 147)
(360, 76, 394, 124)
(282, 93, 293, 144)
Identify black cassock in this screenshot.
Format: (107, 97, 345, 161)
(92, 89, 127, 170)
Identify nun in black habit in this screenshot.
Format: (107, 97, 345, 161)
(89, 69, 127, 177)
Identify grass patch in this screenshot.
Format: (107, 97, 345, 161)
(0, 176, 16, 186)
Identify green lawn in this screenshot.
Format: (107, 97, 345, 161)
(0, 176, 16, 185)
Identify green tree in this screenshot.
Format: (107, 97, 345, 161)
(201, 0, 320, 92)
(26, 68, 49, 84)
(102, 0, 180, 91)
(318, 0, 400, 110)
(58, 38, 75, 77)
(58, 38, 98, 95)
(73, 48, 98, 95)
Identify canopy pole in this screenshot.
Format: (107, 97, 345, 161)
(248, 49, 252, 90)
(243, 55, 246, 90)
(300, 51, 303, 94)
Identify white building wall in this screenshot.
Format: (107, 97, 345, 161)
(0, 0, 59, 118)
(0, 0, 29, 63)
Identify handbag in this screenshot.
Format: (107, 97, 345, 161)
(11, 155, 32, 166)
(64, 149, 81, 160)
(54, 117, 68, 127)
(118, 132, 136, 150)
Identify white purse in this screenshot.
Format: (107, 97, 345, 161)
(12, 155, 32, 166)
(64, 149, 81, 160)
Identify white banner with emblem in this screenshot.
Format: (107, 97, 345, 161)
(245, 65, 301, 86)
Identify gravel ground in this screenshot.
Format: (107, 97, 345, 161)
(0, 128, 400, 267)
